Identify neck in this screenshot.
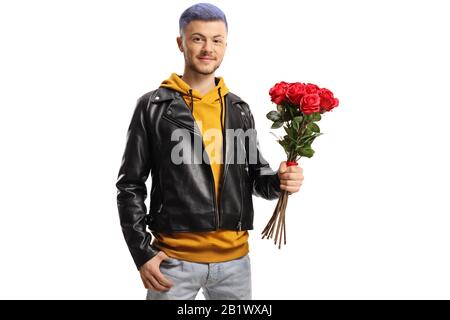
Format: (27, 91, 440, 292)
(181, 69, 217, 96)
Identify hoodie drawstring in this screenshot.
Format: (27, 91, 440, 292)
(218, 87, 224, 134)
(187, 86, 224, 141)
(188, 89, 194, 113)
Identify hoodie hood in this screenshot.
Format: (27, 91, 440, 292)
(159, 73, 230, 113)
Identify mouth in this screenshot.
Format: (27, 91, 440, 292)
(198, 56, 214, 61)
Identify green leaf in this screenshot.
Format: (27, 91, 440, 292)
(308, 122, 320, 133)
(311, 113, 321, 122)
(293, 116, 303, 124)
(298, 133, 323, 148)
(286, 125, 294, 135)
(292, 120, 299, 131)
(298, 133, 323, 149)
(306, 132, 323, 141)
(266, 111, 281, 122)
(298, 147, 315, 158)
(271, 120, 284, 129)
(277, 105, 284, 112)
(278, 139, 290, 153)
(283, 125, 299, 143)
(304, 127, 313, 136)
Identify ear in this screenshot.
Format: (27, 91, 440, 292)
(176, 36, 183, 52)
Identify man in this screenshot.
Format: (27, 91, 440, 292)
(116, 2, 304, 300)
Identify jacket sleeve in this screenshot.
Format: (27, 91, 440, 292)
(115, 95, 158, 270)
(241, 102, 282, 200)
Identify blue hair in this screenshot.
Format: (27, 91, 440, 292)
(179, 2, 228, 37)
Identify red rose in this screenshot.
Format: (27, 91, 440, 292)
(286, 82, 306, 106)
(269, 81, 290, 105)
(318, 88, 338, 112)
(300, 94, 321, 114)
(331, 98, 339, 109)
(305, 83, 320, 94)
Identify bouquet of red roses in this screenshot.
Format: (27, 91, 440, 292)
(262, 81, 339, 248)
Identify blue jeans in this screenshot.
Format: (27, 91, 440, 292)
(146, 254, 252, 300)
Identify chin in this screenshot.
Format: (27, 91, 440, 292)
(194, 65, 218, 75)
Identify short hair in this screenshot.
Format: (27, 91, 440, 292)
(179, 2, 228, 37)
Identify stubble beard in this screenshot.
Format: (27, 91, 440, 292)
(187, 56, 220, 76)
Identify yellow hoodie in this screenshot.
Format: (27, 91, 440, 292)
(151, 72, 249, 263)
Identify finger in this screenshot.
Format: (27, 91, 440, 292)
(143, 279, 154, 290)
(140, 274, 153, 290)
(147, 280, 157, 291)
(140, 274, 147, 289)
(148, 274, 170, 292)
(280, 183, 301, 191)
(284, 166, 303, 175)
(286, 166, 303, 173)
(280, 185, 300, 193)
(280, 179, 302, 186)
(153, 268, 174, 288)
(279, 172, 303, 181)
(280, 179, 294, 186)
(279, 173, 298, 180)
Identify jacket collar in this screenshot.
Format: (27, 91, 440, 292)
(150, 86, 251, 169)
(149, 86, 247, 106)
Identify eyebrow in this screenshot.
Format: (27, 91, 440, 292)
(191, 33, 224, 38)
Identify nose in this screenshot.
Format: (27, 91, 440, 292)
(202, 39, 214, 53)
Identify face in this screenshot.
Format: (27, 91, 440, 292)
(177, 20, 228, 76)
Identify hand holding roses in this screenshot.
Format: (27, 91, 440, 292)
(262, 80, 339, 248)
(277, 161, 304, 194)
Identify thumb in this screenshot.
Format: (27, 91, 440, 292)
(157, 250, 170, 262)
(278, 161, 287, 174)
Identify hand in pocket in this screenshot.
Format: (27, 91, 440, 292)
(138, 251, 174, 291)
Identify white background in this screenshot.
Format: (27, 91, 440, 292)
(1, 0, 449, 299)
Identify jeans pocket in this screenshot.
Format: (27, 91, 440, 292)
(161, 257, 181, 269)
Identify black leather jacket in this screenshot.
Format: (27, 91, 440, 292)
(116, 87, 281, 269)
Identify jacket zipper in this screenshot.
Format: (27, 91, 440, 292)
(161, 113, 199, 136)
(237, 163, 244, 231)
(162, 101, 221, 230)
(236, 103, 248, 231)
(217, 103, 228, 231)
